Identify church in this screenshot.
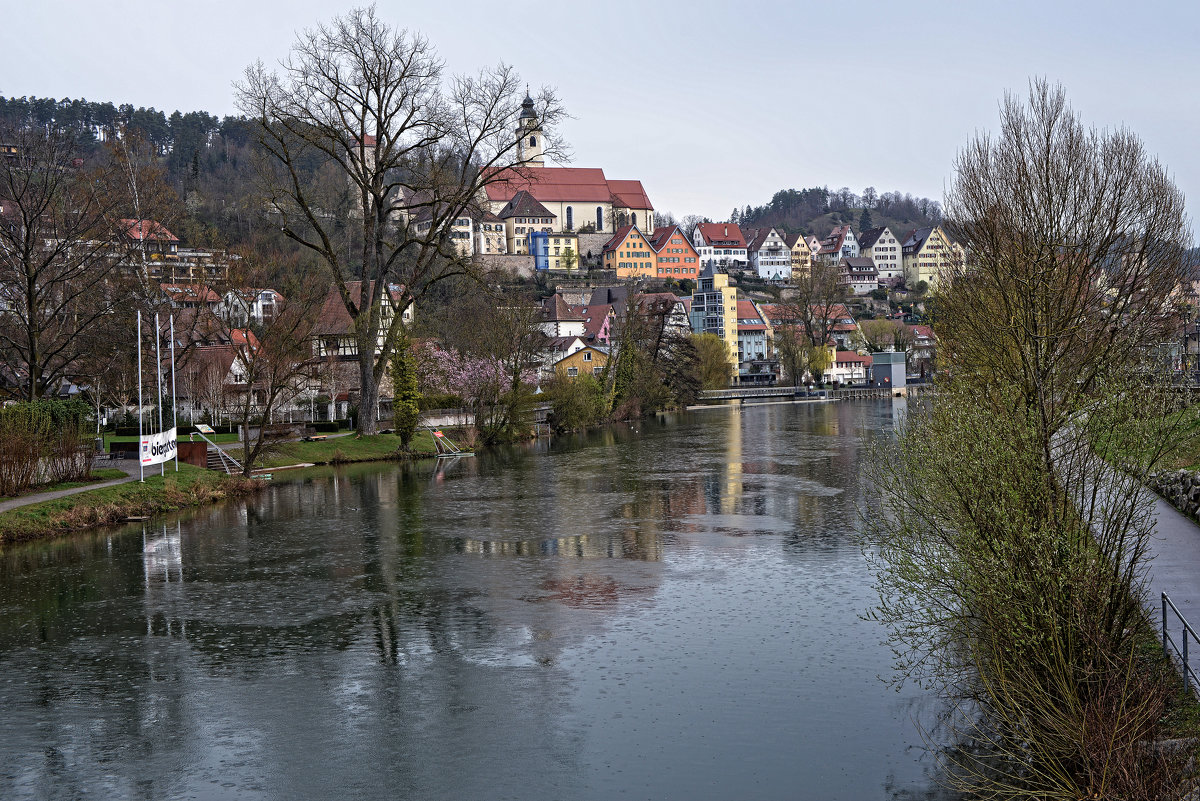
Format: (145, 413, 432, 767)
(484, 93, 655, 237)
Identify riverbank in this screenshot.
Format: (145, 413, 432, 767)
(256, 430, 440, 468)
(0, 464, 261, 546)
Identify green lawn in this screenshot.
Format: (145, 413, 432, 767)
(257, 430, 438, 468)
(0, 463, 258, 545)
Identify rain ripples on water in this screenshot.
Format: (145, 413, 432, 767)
(0, 400, 958, 800)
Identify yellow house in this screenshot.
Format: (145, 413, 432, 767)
(601, 225, 656, 278)
(784, 230, 813, 277)
(901, 225, 964, 289)
(554, 345, 609, 379)
(691, 262, 739, 365)
(545, 232, 580, 271)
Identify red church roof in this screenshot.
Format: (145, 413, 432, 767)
(484, 166, 653, 209)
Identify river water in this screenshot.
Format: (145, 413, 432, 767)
(0, 400, 956, 800)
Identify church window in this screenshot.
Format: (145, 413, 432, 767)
(566, 207, 573, 230)
(529, 135, 537, 148)
(632, 213, 638, 227)
(596, 207, 603, 231)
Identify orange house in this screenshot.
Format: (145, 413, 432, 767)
(602, 225, 656, 278)
(649, 224, 700, 281)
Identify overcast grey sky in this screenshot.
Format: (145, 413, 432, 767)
(3, 0, 1198, 231)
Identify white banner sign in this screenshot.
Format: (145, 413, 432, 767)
(140, 427, 178, 466)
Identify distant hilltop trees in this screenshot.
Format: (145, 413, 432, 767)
(0, 95, 283, 254)
(733, 186, 942, 241)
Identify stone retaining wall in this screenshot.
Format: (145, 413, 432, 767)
(1145, 469, 1200, 520)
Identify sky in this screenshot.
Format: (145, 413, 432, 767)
(3, 0, 1199, 231)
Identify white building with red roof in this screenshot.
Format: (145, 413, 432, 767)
(484, 166, 653, 236)
(829, 350, 872, 385)
(692, 223, 748, 270)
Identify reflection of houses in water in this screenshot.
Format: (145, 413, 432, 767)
(457, 531, 660, 561)
(143, 523, 183, 583)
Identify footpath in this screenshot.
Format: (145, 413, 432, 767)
(1144, 491, 1200, 634)
(0, 460, 139, 514)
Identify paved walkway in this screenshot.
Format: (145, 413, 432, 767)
(0, 460, 139, 514)
(1142, 490, 1200, 682)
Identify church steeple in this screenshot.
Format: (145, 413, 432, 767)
(516, 87, 544, 167)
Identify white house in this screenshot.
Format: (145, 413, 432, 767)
(218, 288, 284, 326)
(828, 350, 872, 384)
(540, 294, 586, 338)
(817, 224, 859, 266)
(839, 257, 879, 295)
(858, 227, 902, 286)
(693, 223, 748, 270)
(745, 227, 792, 281)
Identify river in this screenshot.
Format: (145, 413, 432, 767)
(0, 400, 956, 800)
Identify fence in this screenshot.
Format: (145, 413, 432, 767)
(1161, 592, 1199, 692)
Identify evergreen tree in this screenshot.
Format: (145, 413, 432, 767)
(730, 207, 740, 224)
(388, 333, 421, 448)
(859, 207, 873, 231)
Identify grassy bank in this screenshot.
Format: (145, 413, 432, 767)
(257, 430, 439, 469)
(0, 464, 260, 545)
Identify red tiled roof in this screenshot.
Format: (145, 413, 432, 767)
(647, 224, 692, 252)
(159, 283, 218, 303)
(313, 281, 403, 336)
(484, 167, 652, 210)
(602, 224, 637, 254)
(543, 294, 584, 323)
(836, 350, 872, 366)
(230, 329, 260, 349)
(736, 299, 761, 319)
(696, 223, 746, 248)
(607, 179, 654, 210)
(120, 219, 177, 242)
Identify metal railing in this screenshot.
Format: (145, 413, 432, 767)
(1161, 592, 1199, 692)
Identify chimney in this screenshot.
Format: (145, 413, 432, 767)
(724, 226, 728, 236)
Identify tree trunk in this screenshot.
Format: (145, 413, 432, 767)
(357, 355, 379, 436)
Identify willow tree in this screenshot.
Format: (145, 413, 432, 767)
(236, 5, 565, 435)
(867, 81, 1194, 800)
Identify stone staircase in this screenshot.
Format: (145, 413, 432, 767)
(206, 446, 233, 474)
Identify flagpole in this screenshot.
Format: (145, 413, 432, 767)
(170, 315, 178, 472)
(155, 313, 164, 477)
(137, 310, 144, 483)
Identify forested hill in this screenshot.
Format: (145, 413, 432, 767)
(0, 95, 290, 254)
(734, 186, 943, 240)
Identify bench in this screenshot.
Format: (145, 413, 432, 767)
(302, 435, 328, 442)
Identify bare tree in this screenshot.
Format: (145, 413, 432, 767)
(0, 124, 135, 400)
(774, 257, 846, 348)
(236, 6, 566, 435)
(857, 319, 911, 353)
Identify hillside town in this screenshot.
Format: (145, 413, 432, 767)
(0, 88, 1009, 433)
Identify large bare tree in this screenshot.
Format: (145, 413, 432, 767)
(236, 5, 566, 435)
(0, 124, 132, 400)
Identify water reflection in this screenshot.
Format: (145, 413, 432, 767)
(0, 400, 957, 800)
